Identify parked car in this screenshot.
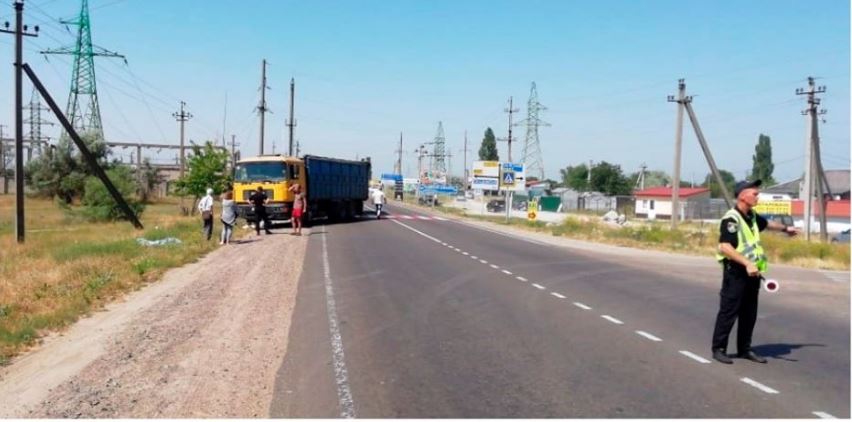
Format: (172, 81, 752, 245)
(831, 229, 851, 243)
(486, 199, 506, 212)
(418, 194, 439, 206)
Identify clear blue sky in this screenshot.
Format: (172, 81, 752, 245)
(0, 0, 848, 184)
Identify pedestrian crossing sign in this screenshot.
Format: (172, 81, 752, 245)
(503, 171, 515, 185)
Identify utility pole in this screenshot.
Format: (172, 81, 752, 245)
(394, 132, 403, 175)
(229, 134, 239, 171)
(1, 1, 39, 242)
(796, 77, 828, 241)
(462, 130, 471, 189)
(0, 124, 7, 194)
(287, 77, 296, 156)
(258, 59, 269, 155)
(295, 139, 300, 157)
(172, 101, 192, 179)
(503, 96, 519, 162)
(635, 163, 647, 191)
(587, 160, 594, 187)
(668, 79, 686, 228)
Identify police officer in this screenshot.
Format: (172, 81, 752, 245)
(711, 179, 798, 364)
(249, 186, 274, 236)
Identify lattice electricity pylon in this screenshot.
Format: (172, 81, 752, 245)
(41, 0, 125, 142)
(24, 87, 54, 154)
(431, 121, 447, 175)
(516, 82, 549, 180)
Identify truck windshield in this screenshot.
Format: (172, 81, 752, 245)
(234, 162, 288, 182)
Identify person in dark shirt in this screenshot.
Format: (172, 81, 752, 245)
(711, 179, 798, 365)
(249, 186, 273, 235)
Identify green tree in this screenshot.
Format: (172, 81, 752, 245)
(478, 127, 499, 161)
(627, 169, 670, 189)
(80, 165, 145, 221)
(138, 158, 164, 203)
(26, 133, 111, 203)
(174, 142, 232, 212)
(559, 164, 589, 191)
(702, 170, 736, 199)
(589, 161, 631, 195)
(751, 133, 775, 186)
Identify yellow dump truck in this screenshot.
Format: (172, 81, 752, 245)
(233, 154, 371, 224)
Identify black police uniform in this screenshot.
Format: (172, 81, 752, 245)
(711, 208, 767, 356)
(249, 191, 273, 235)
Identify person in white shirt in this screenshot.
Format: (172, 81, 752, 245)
(371, 188, 386, 219)
(198, 188, 215, 241)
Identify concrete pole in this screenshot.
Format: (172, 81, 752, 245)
(671, 79, 685, 228)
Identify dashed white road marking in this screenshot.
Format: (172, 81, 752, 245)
(490, 264, 499, 269)
(454, 248, 461, 252)
(471, 255, 478, 259)
(550, 292, 566, 299)
(441, 242, 447, 246)
(740, 377, 779, 394)
(813, 411, 836, 419)
(532, 283, 546, 290)
(462, 251, 469, 255)
(573, 302, 592, 310)
(601, 315, 624, 325)
(501, 269, 513, 275)
(635, 330, 662, 342)
(479, 259, 488, 264)
(516, 276, 528, 282)
(679, 350, 711, 364)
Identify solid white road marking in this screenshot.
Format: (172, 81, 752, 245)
(516, 276, 528, 282)
(573, 302, 592, 310)
(550, 292, 566, 299)
(813, 411, 836, 419)
(434, 216, 448, 221)
(502, 269, 513, 275)
(417, 215, 431, 220)
(601, 315, 624, 325)
(635, 330, 662, 342)
(320, 230, 357, 418)
(490, 264, 499, 269)
(441, 242, 447, 245)
(532, 283, 546, 290)
(740, 377, 779, 394)
(401, 215, 414, 220)
(678, 350, 711, 364)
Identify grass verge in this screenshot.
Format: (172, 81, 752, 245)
(0, 196, 221, 365)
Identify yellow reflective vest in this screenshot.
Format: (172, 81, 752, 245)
(715, 208, 768, 272)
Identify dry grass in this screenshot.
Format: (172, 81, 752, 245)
(0, 195, 221, 365)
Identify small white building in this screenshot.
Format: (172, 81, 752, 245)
(634, 187, 711, 220)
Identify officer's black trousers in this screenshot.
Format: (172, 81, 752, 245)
(255, 209, 271, 234)
(712, 267, 761, 353)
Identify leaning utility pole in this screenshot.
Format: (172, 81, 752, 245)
(257, 59, 269, 155)
(172, 101, 192, 179)
(668, 81, 733, 208)
(287, 77, 296, 156)
(667, 79, 686, 228)
(796, 77, 828, 241)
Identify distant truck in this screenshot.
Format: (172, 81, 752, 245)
(233, 154, 371, 225)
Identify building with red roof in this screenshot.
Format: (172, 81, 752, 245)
(633, 186, 711, 220)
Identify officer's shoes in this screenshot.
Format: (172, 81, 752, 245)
(737, 350, 768, 364)
(712, 349, 733, 364)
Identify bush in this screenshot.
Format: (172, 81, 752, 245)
(80, 166, 145, 222)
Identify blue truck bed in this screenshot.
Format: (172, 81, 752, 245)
(304, 155, 370, 201)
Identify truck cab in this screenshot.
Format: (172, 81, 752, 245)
(233, 155, 306, 222)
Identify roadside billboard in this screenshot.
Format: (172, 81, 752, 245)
(472, 161, 499, 190)
(755, 200, 792, 215)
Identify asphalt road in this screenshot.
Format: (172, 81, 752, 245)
(270, 202, 850, 418)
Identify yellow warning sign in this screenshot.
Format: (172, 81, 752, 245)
(528, 199, 538, 221)
(754, 200, 792, 215)
(527, 211, 537, 221)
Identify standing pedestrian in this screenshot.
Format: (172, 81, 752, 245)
(289, 183, 306, 236)
(711, 179, 798, 364)
(220, 190, 237, 245)
(250, 186, 273, 235)
(198, 187, 215, 241)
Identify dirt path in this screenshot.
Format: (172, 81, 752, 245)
(0, 229, 308, 418)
